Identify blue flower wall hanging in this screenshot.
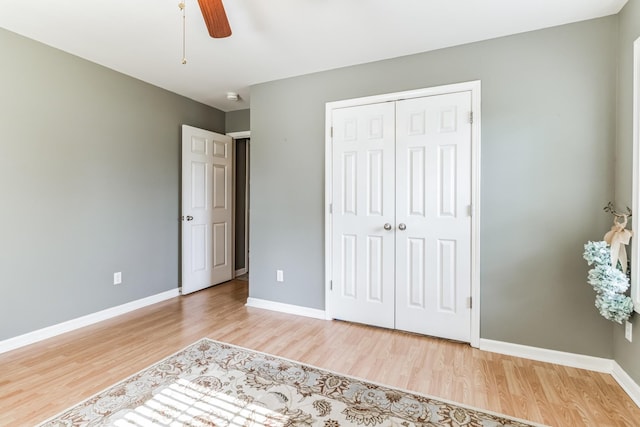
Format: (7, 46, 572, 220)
(583, 214, 634, 323)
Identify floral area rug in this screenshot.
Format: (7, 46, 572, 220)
(38, 338, 546, 427)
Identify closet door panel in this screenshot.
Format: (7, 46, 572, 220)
(330, 102, 396, 328)
(395, 92, 473, 342)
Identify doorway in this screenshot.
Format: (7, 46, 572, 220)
(234, 137, 250, 276)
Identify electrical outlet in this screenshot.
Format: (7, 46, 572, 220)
(626, 321, 633, 342)
(276, 269, 284, 282)
(113, 272, 122, 285)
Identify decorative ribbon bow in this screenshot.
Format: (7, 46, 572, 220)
(603, 214, 633, 273)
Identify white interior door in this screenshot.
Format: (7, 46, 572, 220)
(181, 125, 233, 295)
(395, 92, 472, 341)
(330, 102, 396, 328)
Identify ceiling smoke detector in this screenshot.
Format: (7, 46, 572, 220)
(226, 92, 239, 101)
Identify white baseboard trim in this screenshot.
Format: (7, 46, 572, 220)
(612, 361, 640, 407)
(479, 338, 614, 373)
(235, 268, 248, 276)
(245, 297, 326, 320)
(0, 288, 180, 355)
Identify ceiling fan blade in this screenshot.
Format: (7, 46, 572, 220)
(197, 0, 232, 38)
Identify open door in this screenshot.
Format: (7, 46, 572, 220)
(181, 125, 233, 294)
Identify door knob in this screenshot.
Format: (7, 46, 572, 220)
(383, 223, 392, 231)
(186, 215, 194, 221)
(398, 223, 406, 230)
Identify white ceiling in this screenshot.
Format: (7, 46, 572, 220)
(0, 0, 628, 112)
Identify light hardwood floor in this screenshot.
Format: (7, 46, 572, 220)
(1, 278, 638, 426)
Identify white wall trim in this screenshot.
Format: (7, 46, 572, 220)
(235, 268, 248, 276)
(226, 131, 251, 139)
(246, 297, 326, 320)
(612, 361, 640, 407)
(479, 339, 614, 373)
(326, 81, 481, 110)
(631, 36, 640, 312)
(0, 288, 180, 355)
(469, 81, 482, 348)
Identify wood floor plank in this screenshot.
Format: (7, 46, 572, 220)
(0, 279, 638, 426)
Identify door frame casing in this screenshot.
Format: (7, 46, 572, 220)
(324, 81, 482, 348)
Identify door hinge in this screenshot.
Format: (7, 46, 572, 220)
(468, 204, 473, 217)
(469, 111, 474, 124)
(329, 203, 333, 214)
(330, 280, 333, 290)
(330, 127, 334, 138)
(468, 297, 472, 309)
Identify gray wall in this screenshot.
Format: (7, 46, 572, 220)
(0, 28, 225, 340)
(250, 17, 618, 358)
(615, 0, 640, 384)
(226, 109, 250, 133)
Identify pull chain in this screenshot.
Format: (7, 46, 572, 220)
(179, 2, 187, 64)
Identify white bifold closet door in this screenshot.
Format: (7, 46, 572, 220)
(330, 91, 472, 342)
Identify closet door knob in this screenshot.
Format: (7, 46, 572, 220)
(398, 223, 406, 230)
(383, 223, 392, 231)
(186, 216, 194, 221)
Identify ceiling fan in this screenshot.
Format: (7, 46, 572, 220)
(197, 0, 232, 38)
